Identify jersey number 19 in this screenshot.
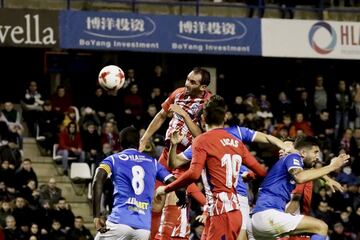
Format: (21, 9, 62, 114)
(221, 154, 242, 188)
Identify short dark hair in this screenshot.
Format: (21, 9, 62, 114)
(294, 136, 320, 151)
(204, 95, 226, 126)
(193, 67, 211, 86)
(119, 126, 139, 149)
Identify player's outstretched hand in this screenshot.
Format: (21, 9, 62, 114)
(325, 177, 344, 193)
(330, 153, 350, 170)
(155, 186, 166, 201)
(170, 129, 185, 145)
(169, 104, 187, 117)
(94, 217, 109, 234)
(195, 213, 207, 224)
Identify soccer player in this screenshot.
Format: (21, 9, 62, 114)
(251, 136, 349, 240)
(92, 126, 184, 240)
(279, 139, 343, 240)
(168, 113, 291, 240)
(156, 95, 267, 240)
(139, 67, 211, 239)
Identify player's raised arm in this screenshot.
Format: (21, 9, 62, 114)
(289, 153, 349, 184)
(92, 166, 110, 233)
(240, 143, 267, 177)
(253, 131, 291, 151)
(139, 109, 168, 152)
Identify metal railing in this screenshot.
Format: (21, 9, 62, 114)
(2, 0, 360, 19)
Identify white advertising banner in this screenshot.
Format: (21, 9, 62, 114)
(262, 18, 360, 59)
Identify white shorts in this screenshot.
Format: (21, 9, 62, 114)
(238, 194, 250, 231)
(94, 221, 150, 240)
(251, 209, 304, 240)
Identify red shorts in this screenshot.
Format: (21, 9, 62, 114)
(207, 210, 242, 240)
(201, 217, 210, 240)
(155, 205, 189, 240)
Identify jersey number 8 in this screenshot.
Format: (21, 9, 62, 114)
(132, 165, 145, 195)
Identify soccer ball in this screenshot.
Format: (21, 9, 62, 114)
(98, 65, 125, 91)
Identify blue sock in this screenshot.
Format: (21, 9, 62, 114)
(311, 234, 327, 240)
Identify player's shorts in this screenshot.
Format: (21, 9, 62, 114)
(238, 194, 250, 231)
(155, 205, 189, 240)
(251, 209, 304, 240)
(207, 210, 242, 240)
(94, 221, 150, 240)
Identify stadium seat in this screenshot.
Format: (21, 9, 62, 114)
(70, 162, 92, 181)
(52, 144, 77, 161)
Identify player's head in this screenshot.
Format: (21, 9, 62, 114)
(279, 137, 295, 158)
(294, 136, 320, 168)
(119, 126, 140, 149)
(203, 95, 226, 128)
(185, 67, 210, 97)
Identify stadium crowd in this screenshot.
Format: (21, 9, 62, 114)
(0, 65, 360, 239)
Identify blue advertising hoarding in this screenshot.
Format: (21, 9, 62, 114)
(60, 10, 261, 55)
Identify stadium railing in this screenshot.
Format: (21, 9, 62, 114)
(1, 0, 360, 19)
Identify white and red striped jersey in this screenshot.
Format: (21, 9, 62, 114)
(161, 87, 211, 149)
(165, 129, 263, 216)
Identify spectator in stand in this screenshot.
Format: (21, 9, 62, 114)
(0, 160, 16, 190)
(150, 65, 170, 95)
(313, 109, 334, 151)
(243, 93, 259, 114)
(51, 85, 72, 115)
(36, 200, 56, 234)
(147, 87, 165, 111)
(273, 114, 293, 137)
(54, 197, 75, 233)
(313, 201, 334, 225)
(0, 140, 22, 170)
(330, 222, 352, 240)
(29, 223, 41, 240)
(20, 179, 40, 209)
(295, 90, 313, 121)
(1, 102, 23, 149)
(351, 82, 360, 129)
(47, 219, 66, 240)
(21, 81, 44, 137)
(15, 158, 38, 189)
(100, 121, 120, 153)
(338, 129, 358, 159)
(39, 177, 62, 207)
(89, 87, 107, 124)
(79, 107, 100, 132)
(230, 95, 246, 117)
(334, 80, 352, 139)
(289, 112, 314, 137)
(12, 196, 32, 230)
(122, 83, 144, 128)
(275, 91, 293, 123)
(351, 128, 360, 175)
(81, 121, 101, 163)
(0, 200, 12, 228)
(122, 68, 137, 90)
(313, 74, 328, 116)
(37, 100, 61, 155)
(351, 206, 360, 237)
(60, 107, 79, 131)
(57, 122, 85, 175)
(4, 215, 20, 240)
(66, 216, 93, 240)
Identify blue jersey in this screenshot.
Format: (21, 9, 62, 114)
(181, 126, 256, 197)
(100, 149, 172, 230)
(252, 153, 303, 213)
(237, 166, 250, 197)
